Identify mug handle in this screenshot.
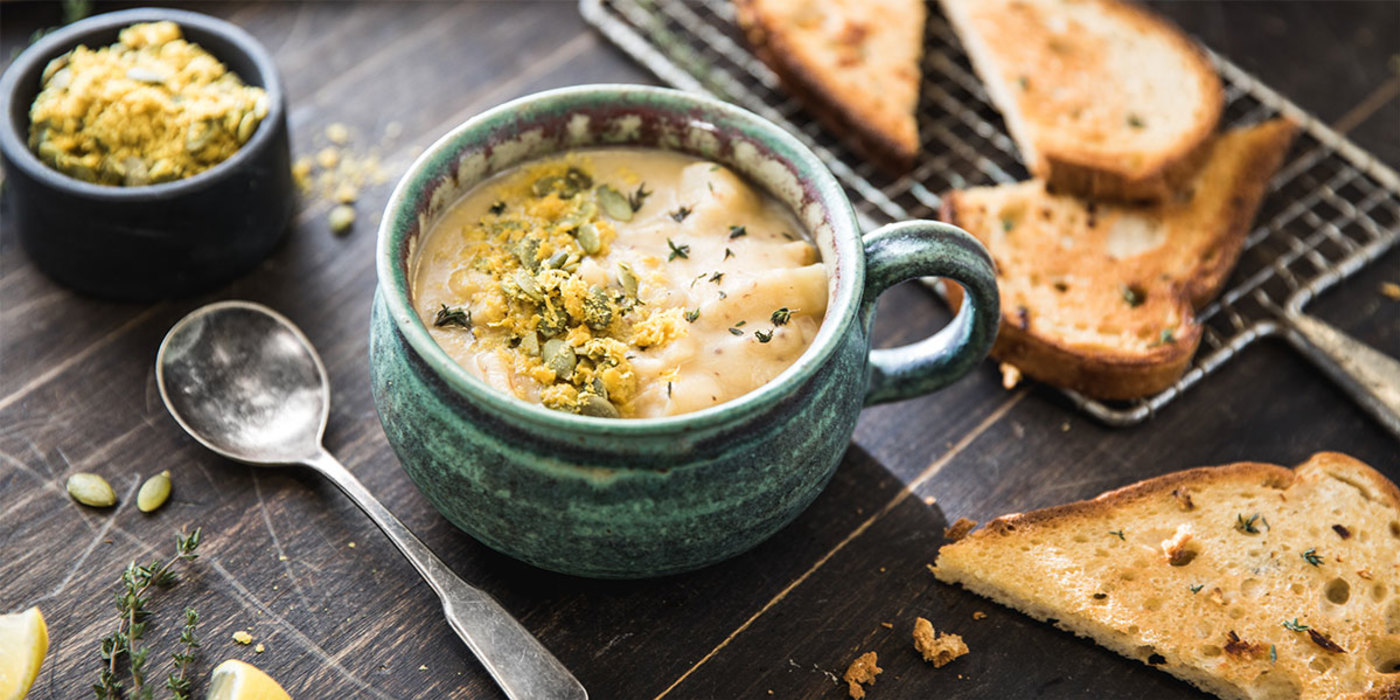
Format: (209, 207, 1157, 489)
(861, 220, 1001, 406)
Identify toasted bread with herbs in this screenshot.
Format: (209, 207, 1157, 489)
(734, 0, 924, 172)
(938, 0, 1223, 202)
(934, 451, 1400, 700)
(943, 118, 1297, 400)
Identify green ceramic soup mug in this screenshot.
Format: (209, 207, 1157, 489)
(371, 84, 999, 579)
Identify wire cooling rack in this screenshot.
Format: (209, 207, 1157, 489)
(580, 0, 1400, 426)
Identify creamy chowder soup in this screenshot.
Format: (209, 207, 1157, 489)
(410, 149, 828, 419)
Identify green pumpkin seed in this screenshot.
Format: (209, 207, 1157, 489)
(583, 286, 613, 330)
(578, 394, 620, 419)
(66, 473, 116, 508)
(514, 270, 544, 302)
(236, 111, 259, 144)
(591, 377, 609, 400)
(565, 167, 593, 190)
(562, 253, 582, 273)
(519, 331, 540, 356)
(138, 470, 172, 513)
(596, 185, 633, 222)
(531, 176, 561, 197)
(543, 339, 576, 380)
(515, 237, 541, 271)
(545, 250, 569, 269)
(616, 262, 639, 297)
(576, 223, 602, 255)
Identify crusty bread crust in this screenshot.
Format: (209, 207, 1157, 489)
(942, 119, 1298, 400)
(935, 452, 1400, 700)
(940, 0, 1225, 202)
(734, 0, 923, 173)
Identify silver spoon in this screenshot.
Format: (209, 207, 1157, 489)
(155, 300, 587, 700)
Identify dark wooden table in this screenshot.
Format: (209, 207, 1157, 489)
(2, 2, 1397, 698)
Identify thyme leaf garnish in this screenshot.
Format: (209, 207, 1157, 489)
(489, 201, 506, 215)
(1236, 513, 1267, 534)
(724, 247, 735, 260)
(628, 183, 651, 212)
(771, 307, 794, 325)
(669, 205, 693, 222)
(684, 308, 700, 323)
(434, 304, 472, 329)
(728, 225, 747, 239)
(755, 329, 773, 343)
(1109, 529, 1125, 541)
(709, 271, 724, 284)
(1282, 618, 1310, 632)
(1189, 584, 1204, 594)
(667, 238, 690, 261)
(1302, 548, 1323, 566)
(728, 327, 744, 336)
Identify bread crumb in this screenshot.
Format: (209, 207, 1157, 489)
(316, 147, 341, 170)
(278, 554, 288, 561)
(842, 651, 881, 699)
(418, 664, 428, 671)
(880, 622, 893, 629)
(999, 362, 1022, 390)
(232, 630, 253, 645)
(926, 563, 937, 576)
(1160, 524, 1194, 565)
(254, 643, 265, 653)
(972, 611, 987, 620)
(347, 541, 356, 549)
(334, 183, 359, 204)
(923, 495, 936, 505)
(325, 122, 350, 145)
(943, 518, 978, 542)
(1380, 282, 1400, 300)
(1060, 421, 1071, 432)
(913, 618, 968, 668)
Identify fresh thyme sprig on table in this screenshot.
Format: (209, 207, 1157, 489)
(95, 528, 203, 700)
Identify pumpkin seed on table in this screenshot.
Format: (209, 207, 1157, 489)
(138, 470, 172, 513)
(328, 204, 356, 234)
(595, 185, 633, 222)
(66, 473, 117, 508)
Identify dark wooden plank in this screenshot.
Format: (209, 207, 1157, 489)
(2, 2, 1396, 699)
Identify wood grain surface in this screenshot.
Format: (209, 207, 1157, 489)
(1, 2, 1397, 699)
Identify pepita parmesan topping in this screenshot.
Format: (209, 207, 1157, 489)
(413, 150, 828, 418)
(28, 21, 269, 186)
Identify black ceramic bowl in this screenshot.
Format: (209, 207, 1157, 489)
(0, 8, 293, 300)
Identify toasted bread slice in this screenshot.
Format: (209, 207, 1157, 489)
(943, 118, 1297, 400)
(734, 0, 924, 172)
(934, 452, 1400, 700)
(939, 0, 1224, 202)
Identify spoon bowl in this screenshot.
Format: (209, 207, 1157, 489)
(157, 301, 327, 465)
(155, 300, 586, 700)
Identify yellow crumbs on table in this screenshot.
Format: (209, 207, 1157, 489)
(28, 21, 269, 186)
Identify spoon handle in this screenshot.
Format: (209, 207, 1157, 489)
(305, 450, 588, 700)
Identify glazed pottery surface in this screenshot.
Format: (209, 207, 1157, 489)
(371, 85, 999, 578)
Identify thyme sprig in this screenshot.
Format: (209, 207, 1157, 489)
(1301, 548, 1323, 567)
(95, 529, 202, 700)
(165, 609, 200, 700)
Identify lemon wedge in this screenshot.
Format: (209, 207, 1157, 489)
(207, 659, 292, 700)
(0, 606, 48, 700)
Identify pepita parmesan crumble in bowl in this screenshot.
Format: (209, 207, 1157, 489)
(371, 84, 1001, 577)
(0, 9, 294, 300)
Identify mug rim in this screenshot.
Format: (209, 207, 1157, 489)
(376, 84, 865, 435)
